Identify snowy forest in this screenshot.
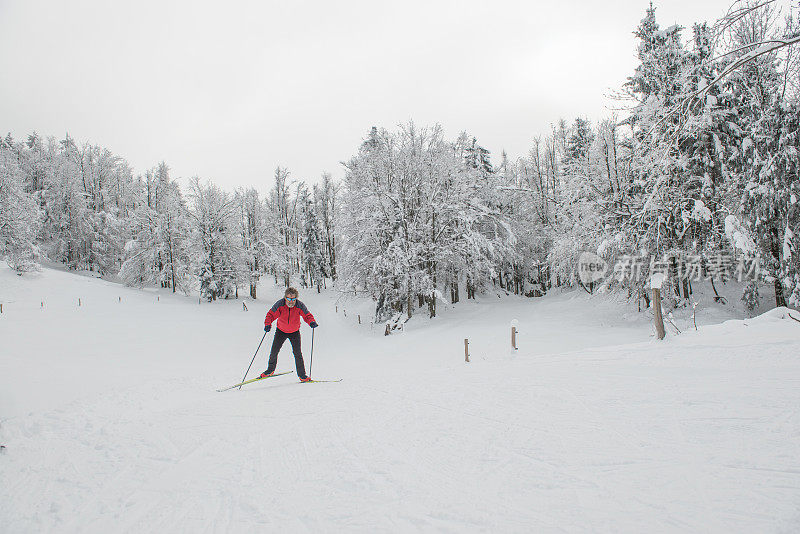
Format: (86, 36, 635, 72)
(2, 1, 800, 320)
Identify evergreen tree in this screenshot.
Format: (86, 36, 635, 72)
(729, 4, 800, 307)
(564, 117, 595, 165)
(621, 3, 697, 301)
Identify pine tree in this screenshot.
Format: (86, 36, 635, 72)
(564, 117, 595, 165)
(727, 3, 799, 307)
(620, 3, 697, 302)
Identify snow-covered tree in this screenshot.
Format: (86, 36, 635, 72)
(0, 148, 41, 272)
(314, 173, 338, 281)
(267, 167, 300, 288)
(340, 123, 514, 320)
(119, 163, 191, 293)
(188, 178, 246, 301)
(619, 1, 800, 309)
(728, 2, 800, 307)
(38, 141, 93, 270)
(237, 187, 277, 299)
(299, 185, 326, 291)
(611, 3, 719, 304)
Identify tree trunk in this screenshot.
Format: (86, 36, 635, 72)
(653, 288, 666, 340)
(407, 272, 413, 319)
(774, 277, 786, 308)
(771, 227, 788, 307)
(670, 255, 681, 298)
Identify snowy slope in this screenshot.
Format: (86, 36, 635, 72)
(1, 264, 800, 532)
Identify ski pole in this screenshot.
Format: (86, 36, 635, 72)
(239, 331, 267, 390)
(309, 328, 315, 377)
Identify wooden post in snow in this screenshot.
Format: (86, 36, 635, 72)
(358, 314, 361, 324)
(464, 339, 470, 362)
(511, 326, 517, 350)
(651, 273, 666, 340)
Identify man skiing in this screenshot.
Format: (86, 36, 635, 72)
(261, 287, 318, 382)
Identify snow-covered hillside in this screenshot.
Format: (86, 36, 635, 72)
(1, 265, 800, 532)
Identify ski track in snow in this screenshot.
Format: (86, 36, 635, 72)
(1, 266, 800, 532)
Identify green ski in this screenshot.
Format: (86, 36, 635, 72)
(303, 378, 343, 383)
(217, 371, 292, 392)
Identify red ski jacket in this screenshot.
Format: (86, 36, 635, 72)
(265, 298, 316, 333)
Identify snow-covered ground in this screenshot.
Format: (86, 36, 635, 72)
(2, 264, 800, 533)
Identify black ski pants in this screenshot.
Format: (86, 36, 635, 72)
(266, 328, 307, 378)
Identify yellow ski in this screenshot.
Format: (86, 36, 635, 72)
(217, 371, 292, 392)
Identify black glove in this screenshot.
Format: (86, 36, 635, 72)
(264, 324, 271, 332)
(309, 322, 318, 329)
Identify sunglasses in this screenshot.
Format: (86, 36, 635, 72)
(285, 297, 297, 301)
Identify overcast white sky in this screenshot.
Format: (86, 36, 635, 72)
(0, 0, 743, 191)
